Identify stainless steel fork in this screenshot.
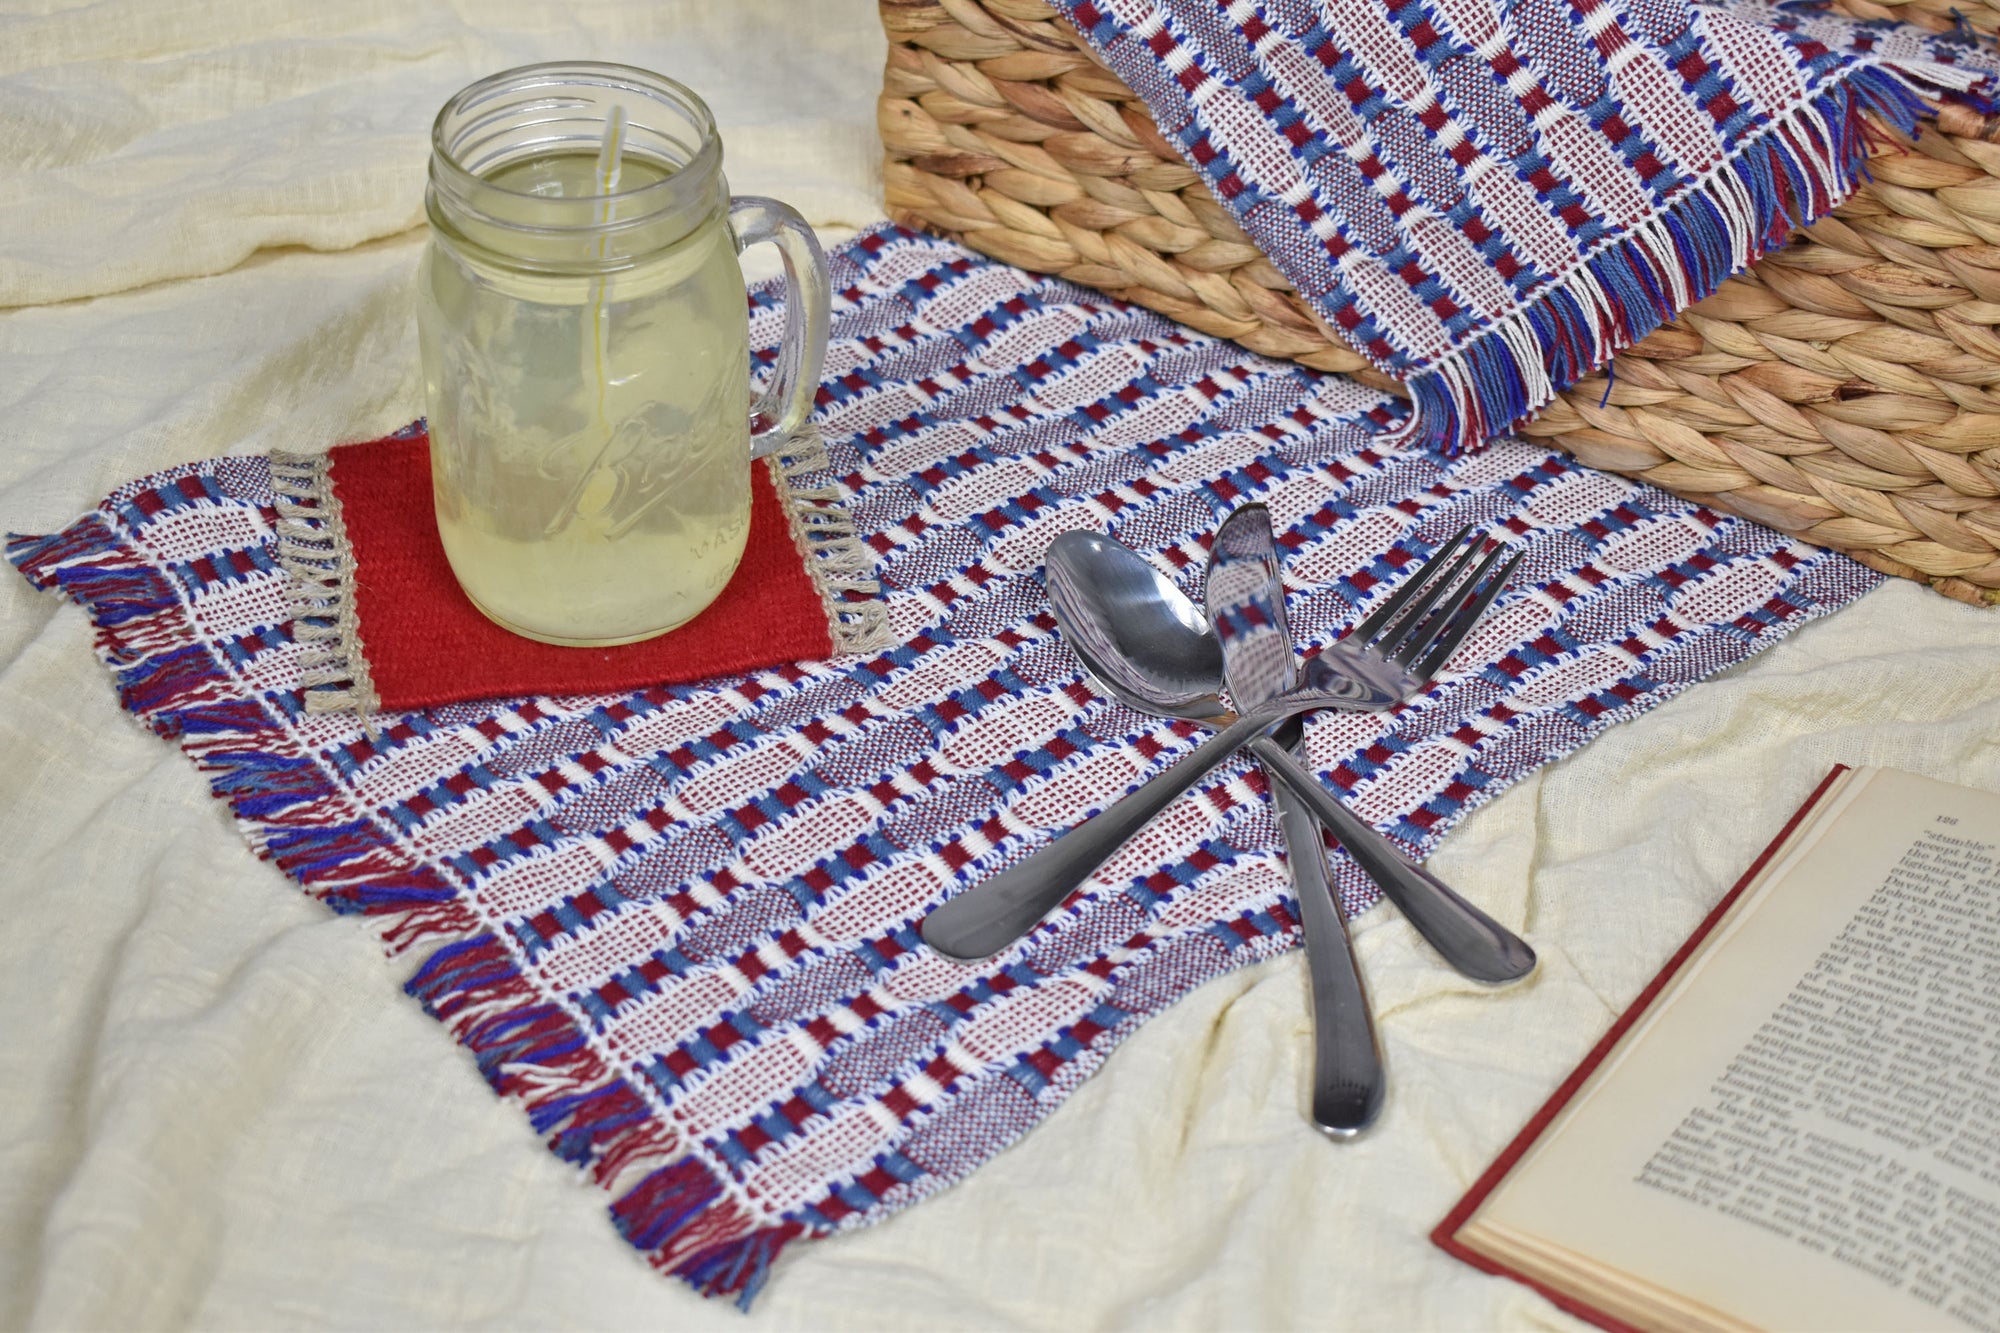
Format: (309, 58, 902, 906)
(920, 527, 1528, 968)
(1241, 527, 1533, 983)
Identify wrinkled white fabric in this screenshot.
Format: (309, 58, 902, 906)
(2, 3, 1997, 1329)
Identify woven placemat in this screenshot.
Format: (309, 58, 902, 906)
(8, 226, 1884, 1305)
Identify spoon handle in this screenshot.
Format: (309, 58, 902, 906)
(1248, 739, 1535, 984)
(919, 712, 1266, 961)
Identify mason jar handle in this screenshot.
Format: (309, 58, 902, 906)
(729, 197, 831, 459)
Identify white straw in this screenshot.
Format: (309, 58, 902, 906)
(593, 102, 628, 199)
(552, 103, 631, 539)
(588, 104, 628, 414)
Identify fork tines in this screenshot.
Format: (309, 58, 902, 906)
(1352, 526, 1524, 679)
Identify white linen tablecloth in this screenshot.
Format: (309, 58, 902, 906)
(4, 3, 1998, 1327)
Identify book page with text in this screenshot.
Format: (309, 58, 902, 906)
(1477, 768, 2000, 1332)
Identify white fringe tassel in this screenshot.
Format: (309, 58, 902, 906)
(269, 449, 383, 727)
(766, 430, 895, 657)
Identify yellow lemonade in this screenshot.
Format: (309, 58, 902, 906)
(418, 150, 752, 646)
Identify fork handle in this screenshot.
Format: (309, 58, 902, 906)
(1247, 738, 1536, 984)
(1263, 741, 1385, 1137)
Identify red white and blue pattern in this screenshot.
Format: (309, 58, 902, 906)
(1050, 0, 2000, 450)
(9, 228, 1880, 1304)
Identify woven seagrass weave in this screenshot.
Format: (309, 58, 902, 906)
(879, 0, 2000, 603)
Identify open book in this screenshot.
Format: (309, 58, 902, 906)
(1435, 766, 2000, 1333)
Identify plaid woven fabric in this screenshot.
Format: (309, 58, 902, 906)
(10, 227, 1882, 1304)
(1049, 0, 2000, 450)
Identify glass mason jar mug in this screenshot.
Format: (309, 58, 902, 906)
(417, 63, 830, 646)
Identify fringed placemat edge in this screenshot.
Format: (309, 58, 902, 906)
(765, 428, 895, 659)
(270, 448, 382, 723)
(1384, 61, 1987, 456)
(5, 480, 816, 1309)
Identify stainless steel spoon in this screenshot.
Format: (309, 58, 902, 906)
(916, 535, 1535, 983)
(1207, 504, 1384, 1136)
(1038, 531, 1534, 984)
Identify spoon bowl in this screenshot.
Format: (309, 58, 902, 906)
(1048, 531, 1411, 715)
(1045, 530, 1226, 720)
(1042, 525, 1537, 987)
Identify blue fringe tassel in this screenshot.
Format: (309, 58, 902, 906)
(260, 819, 395, 879)
(406, 935, 522, 1010)
(173, 698, 286, 737)
(463, 1004, 591, 1082)
(531, 1082, 655, 1165)
(58, 567, 176, 625)
(6, 518, 124, 581)
(8, 518, 183, 644)
(680, 1226, 798, 1311)
(203, 748, 338, 819)
(1401, 64, 1939, 456)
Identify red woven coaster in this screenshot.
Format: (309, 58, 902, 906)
(272, 428, 888, 715)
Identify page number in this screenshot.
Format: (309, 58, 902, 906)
(1937, 815, 1960, 826)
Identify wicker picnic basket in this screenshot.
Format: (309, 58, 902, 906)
(880, 0, 2000, 604)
